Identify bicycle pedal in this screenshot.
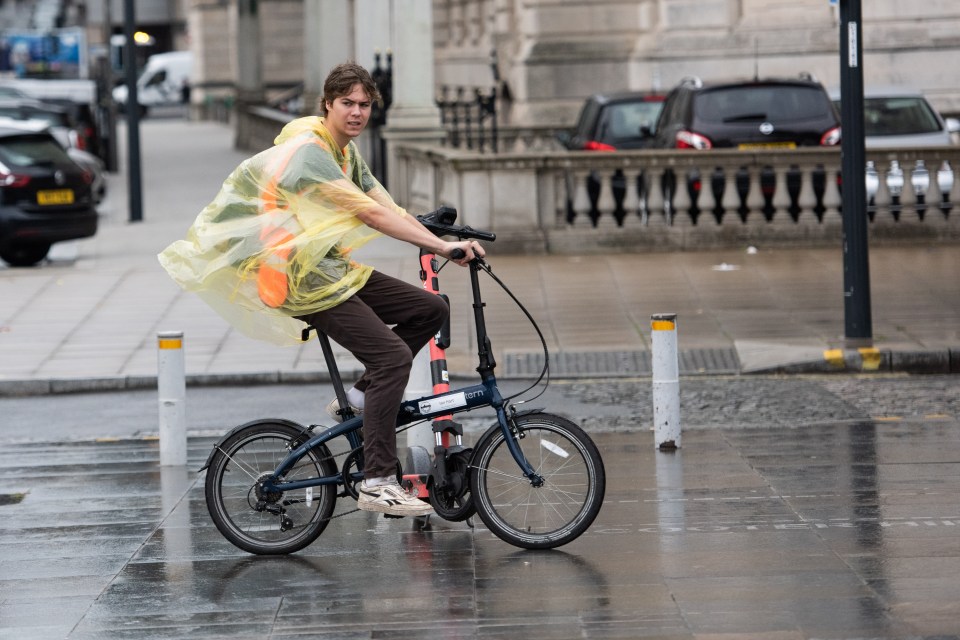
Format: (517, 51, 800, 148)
(383, 513, 405, 520)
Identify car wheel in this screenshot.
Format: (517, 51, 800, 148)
(1, 243, 51, 267)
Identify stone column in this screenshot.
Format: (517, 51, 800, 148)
(303, 0, 353, 115)
(382, 0, 445, 193)
(234, 0, 263, 148)
(235, 0, 263, 103)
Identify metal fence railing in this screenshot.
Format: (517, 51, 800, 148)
(436, 85, 499, 152)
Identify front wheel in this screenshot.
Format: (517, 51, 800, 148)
(205, 421, 337, 555)
(469, 413, 605, 550)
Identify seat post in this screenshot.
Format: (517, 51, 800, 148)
(314, 329, 351, 418)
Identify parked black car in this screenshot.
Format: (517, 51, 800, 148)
(0, 125, 98, 267)
(558, 91, 665, 151)
(649, 75, 841, 150)
(34, 97, 103, 159)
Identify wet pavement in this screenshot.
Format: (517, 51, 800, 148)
(2, 376, 959, 638)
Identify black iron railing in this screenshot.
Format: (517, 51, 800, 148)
(436, 85, 498, 152)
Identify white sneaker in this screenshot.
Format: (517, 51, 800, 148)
(357, 480, 434, 517)
(325, 397, 361, 422)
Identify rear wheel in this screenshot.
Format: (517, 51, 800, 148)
(205, 421, 337, 555)
(1, 243, 51, 267)
(470, 413, 605, 549)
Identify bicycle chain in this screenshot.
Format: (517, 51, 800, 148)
(218, 425, 431, 526)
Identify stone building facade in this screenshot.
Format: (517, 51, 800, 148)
(173, 0, 960, 125)
(433, 0, 960, 124)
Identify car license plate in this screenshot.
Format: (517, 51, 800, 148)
(37, 189, 75, 205)
(738, 142, 797, 150)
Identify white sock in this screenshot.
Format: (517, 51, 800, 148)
(347, 387, 365, 410)
(363, 476, 392, 488)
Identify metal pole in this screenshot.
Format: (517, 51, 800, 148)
(100, 0, 119, 172)
(123, 0, 143, 222)
(157, 331, 186, 466)
(839, 0, 872, 344)
(651, 314, 681, 450)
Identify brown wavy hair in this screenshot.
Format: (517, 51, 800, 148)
(319, 62, 382, 115)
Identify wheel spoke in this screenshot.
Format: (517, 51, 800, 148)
(205, 423, 339, 554)
(470, 415, 604, 549)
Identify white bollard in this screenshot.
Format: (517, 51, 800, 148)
(403, 346, 435, 452)
(157, 331, 187, 466)
(651, 314, 681, 450)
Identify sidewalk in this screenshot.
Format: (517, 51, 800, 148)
(1, 119, 959, 396)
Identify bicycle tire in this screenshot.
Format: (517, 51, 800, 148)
(469, 413, 605, 550)
(430, 489, 476, 521)
(429, 449, 476, 522)
(205, 421, 337, 555)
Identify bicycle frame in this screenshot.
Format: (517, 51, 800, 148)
(256, 259, 540, 497)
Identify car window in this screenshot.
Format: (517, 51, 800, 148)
(695, 85, 831, 123)
(863, 97, 942, 136)
(0, 107, 68, 127)
(574, 100, 600, 135)
(146, 70, 167, 87)
(0, 86, 29, 99)
(599, 101, 663, 138)
(656, 92, 681, 130)
(0, 136, 71, 167)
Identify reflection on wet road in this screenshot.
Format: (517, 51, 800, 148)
(1, 417, 958, 638)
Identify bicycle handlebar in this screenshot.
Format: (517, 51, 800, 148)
(417, 206, 497, 243)
(450, 248, 466, 260)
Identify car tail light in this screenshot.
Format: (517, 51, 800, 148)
(80, 169, 94, 185)
(584, 140, 617, 151)
(0, 160, 30, 187)
(676, 130, 712, 150)
(820, 126, 841, 146)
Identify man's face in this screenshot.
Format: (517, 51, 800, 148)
(324, 83, 372, 147)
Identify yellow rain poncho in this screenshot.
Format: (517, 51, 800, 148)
(158, 116, 408, 345)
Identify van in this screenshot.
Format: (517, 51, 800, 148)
(112, 51, 193, 116)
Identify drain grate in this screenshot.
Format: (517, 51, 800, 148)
(502, 348, 740, 378)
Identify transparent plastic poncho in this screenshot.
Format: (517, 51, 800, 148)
(158, 116, 407, 345)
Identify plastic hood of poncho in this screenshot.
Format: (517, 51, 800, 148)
(158, 116, 408, 345)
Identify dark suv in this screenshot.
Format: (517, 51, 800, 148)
(558, 91, 665, 151)
(0, 125, 98, 266)
(649, 75, 841, 150)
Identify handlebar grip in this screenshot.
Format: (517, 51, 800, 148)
(450, 248, 466, 260)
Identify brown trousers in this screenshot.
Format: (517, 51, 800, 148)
(298, 271, 448, 478)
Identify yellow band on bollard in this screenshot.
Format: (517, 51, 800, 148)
(858, 347, 881, 371)
(823, 348, 844, 368)
(651, 320, 676, 331)
(158, 338, 182, 350)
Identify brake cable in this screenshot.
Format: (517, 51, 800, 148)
(437, 257, 550, 404)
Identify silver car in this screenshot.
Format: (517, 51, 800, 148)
(831, 87, 960, 148)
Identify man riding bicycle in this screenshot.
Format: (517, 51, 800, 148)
(159, 61, 483, 517)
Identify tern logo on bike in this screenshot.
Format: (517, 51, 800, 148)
(419, 391, 467, 415)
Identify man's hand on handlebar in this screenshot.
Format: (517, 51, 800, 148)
(443, 240, 485, 266)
